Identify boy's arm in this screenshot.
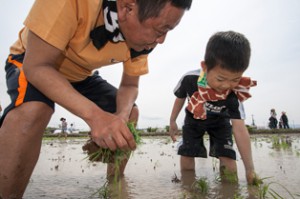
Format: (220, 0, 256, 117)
(169, 98, 186, 142)
(231, 119, 256, 184)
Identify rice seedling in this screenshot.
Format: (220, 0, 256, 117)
(89, 180, 110, 199)
(233, 193, 244, 199)
(271, 135, 292, 150)
(192, 177, 209, 195)
(82, 122, 141, 164)
(251, 175, 263, 187)
(253, 177, 297, 199)
(217, 166, 238, 184)
(83, 122, 141, 198)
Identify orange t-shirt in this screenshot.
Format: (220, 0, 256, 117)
(9, 0, 149, 82)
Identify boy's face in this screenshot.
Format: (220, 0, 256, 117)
(201, 62, 244, 94)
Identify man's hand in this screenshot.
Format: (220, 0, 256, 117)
(89, 112, 136, 151)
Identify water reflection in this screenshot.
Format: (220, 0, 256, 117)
(23, 135, 300, 199)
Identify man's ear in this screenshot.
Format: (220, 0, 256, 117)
(201, 61, 207, 72)
(117, 0, 136, 22)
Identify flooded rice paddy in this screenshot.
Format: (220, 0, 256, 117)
(24, 134, 300, 199)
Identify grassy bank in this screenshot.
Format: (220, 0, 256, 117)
(43, 128, 300, 138)
(247, 128, 300, 134)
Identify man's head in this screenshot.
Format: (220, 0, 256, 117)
(117, 0, 192, 52)
(135, 0, 192, 22)
(201, 31, 251, 93)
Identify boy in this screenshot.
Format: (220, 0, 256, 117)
(169, 31, 257, 184)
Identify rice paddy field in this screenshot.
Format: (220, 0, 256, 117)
(24, 134, 300, 199)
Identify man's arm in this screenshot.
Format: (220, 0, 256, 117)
(231, 119, 256, 184)
(23, 30, 135, 151)
(115, 73, 139, 121)
(169, 97, 186, 142)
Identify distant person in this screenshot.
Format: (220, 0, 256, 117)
(268, 108, 278, 129)
(278, 119, 283, 129)
(169, 31, 258, 184)
(280, 111, 289, 129)
(69, 123, 74, 133)
(59, 117, 68, 139)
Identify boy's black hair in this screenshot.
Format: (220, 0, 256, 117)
(136, 0, 192, 22)
(204, 31, 251, 73)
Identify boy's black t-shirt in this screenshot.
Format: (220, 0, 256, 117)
(174, 69, 245, 120)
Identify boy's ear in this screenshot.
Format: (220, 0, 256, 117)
(117, 0, 137, 22)
(200, 61, 207, 72)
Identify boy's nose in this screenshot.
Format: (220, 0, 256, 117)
(221, 83, 231, 90)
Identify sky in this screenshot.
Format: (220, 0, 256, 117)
(1, 0, 300, 130)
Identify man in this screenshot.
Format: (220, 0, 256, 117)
(0, 0, 192, 198)
(280, 111, 290, 129)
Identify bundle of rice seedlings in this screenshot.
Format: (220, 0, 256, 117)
(82, 122, 141, 163)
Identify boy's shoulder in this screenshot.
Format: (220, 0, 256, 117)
(182, 69, 201, 78)
(176, 69, 201, 86)
(173, 69, 201, 96)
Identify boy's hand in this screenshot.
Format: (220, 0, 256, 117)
(246, 170, 261, 185)
(169, 121, 179, 142)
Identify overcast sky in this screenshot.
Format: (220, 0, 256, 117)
(1, 0, 300, 130)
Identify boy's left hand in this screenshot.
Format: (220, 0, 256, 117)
(246, 171, 261, 185)
(169, 121, 179, 142)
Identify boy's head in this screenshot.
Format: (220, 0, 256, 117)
(204, 31, 251, 73)
(201, 31, 251, 93)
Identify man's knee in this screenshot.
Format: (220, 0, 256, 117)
(3, 102, 53, 132)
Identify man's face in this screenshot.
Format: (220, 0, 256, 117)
(118, 2, 185, 52)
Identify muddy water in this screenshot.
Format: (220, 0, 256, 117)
(24, 134, 300, 199)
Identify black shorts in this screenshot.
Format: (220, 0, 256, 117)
(0, 54, 118, 126)
(177, 110, 236, 160)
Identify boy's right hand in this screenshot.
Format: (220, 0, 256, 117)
(169, 121, 179, 142)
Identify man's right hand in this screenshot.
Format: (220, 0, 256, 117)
(88, 111, 136, 151)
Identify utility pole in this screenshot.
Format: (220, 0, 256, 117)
(251, 114, 256, 127)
